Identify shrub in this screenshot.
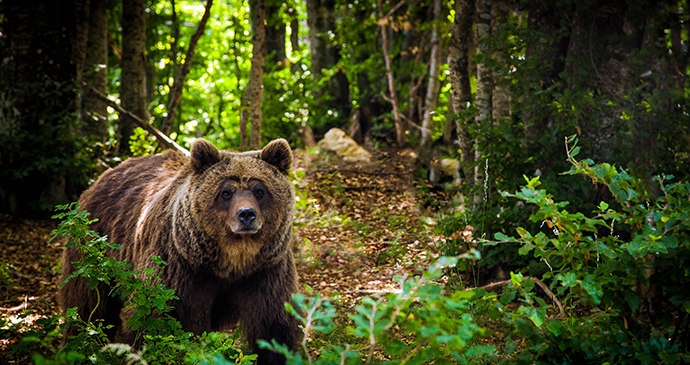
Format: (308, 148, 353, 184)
(261, 254, 493, 365)
(480, 136, 690, 363)
(8, 203, 255, 365)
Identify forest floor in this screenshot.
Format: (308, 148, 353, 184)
(0, 146, 467, 363)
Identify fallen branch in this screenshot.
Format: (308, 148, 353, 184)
(477, 276, 565, 316)
(86, 86, 189, 155)
(0, 302, 28, 312)
(9, 269, 45, 282)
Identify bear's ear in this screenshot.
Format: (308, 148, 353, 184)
(190, 139, 221, 174)
(259, 139, 292, 175)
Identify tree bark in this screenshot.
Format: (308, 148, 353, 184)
(448, 0, 476, 189)
(168, 0, 181, 116)
(120, 0, 148, 155)
(249, 0, 267, 150)
(81, 0, 109, 143)
(420, 0, 443, 148)
(266, 3, 286, 63)
(306, 0, 331, 99)
(491, 0, 511, 121)
(162, 0, 214, 136)
(353, 5, 378, 143)
(474, 0, 492, 204)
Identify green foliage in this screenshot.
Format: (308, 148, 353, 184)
(129, 127, 158, 156)
(260, 257, 493, 365)
(0, 263, 16, 293)
(7, 203, 255, 365)
(479, 137, 690, 363)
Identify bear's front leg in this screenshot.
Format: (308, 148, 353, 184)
(237, 262, 301, 365)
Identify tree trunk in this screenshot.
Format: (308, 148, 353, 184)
(240, 96, 249, 151)
(491, 0, 511, 121)
(420, 0, 443, 148)
(249, 0, 267, 150)
(0, 0, 90, 216)
(266, 3, 286, 63)
(81, 0, 109, 144)
(168, 0, 181, 115)
(448, 0, 476, 189)
(287, 6, 301, 73)
(353, 5, 376, 143)
(306, 0, 331, 99)
(120, 0, 148, 155)
(328, 44, 351, 123)
(474, 0, 492, 204)
(523, 0, 570, 143)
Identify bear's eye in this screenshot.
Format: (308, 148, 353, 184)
(221, 191, 232, 200)
(254, 189, 264, 198)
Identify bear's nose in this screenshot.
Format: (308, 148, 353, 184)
(237, 208, 257, 225)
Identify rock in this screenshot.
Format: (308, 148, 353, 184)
(317, 128, 372, 163)
(429, 158, 461, 187)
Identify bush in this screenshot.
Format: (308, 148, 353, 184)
(261, 255, 493, 365)
(8, 203, 255, 365)
(478, 136, 690, 363)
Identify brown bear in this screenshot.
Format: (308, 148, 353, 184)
(59, 139, 300, 365)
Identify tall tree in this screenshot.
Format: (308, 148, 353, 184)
(474, 0, 492, 204)
(420, 0, 443, 147)
(0, 0, 90, 216)
(119, 0, 148, 155)
(248, 0, 267, 149)
(163, 0, 181, 136)
(523, 0, 571, 145)
(307, 0, 350, 129)
(266, 1, 286, 63)
(352, 4, 377, 143)
(306, 0, 331, 101)
(448, 0, 476, 190)
(81, 0, 109, 144)
(491, 0, 510, 121)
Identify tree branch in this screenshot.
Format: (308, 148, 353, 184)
(86, 85, 189, 155)
(161, 0, 214, 134)
(377, 0, 405, 146)
(477, 277, 565, 316)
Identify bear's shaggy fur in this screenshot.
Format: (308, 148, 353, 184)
(59, 139, 300, 365)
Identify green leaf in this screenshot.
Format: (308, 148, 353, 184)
(500, 290, 517, 304)
(504, 337, 518, 354)
(510, 271, 523, 286)
(494, 232, 514, 242)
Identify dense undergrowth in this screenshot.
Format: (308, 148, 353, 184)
(2, 137, 690, 364)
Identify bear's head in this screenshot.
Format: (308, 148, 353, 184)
(185, 139, 295, 275)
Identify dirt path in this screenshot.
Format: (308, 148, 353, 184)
(0, 148, 454, 363)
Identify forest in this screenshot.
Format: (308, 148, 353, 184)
(1, 0, 690, 363)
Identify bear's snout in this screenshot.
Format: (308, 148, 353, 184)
(229, 192, 263, 234)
